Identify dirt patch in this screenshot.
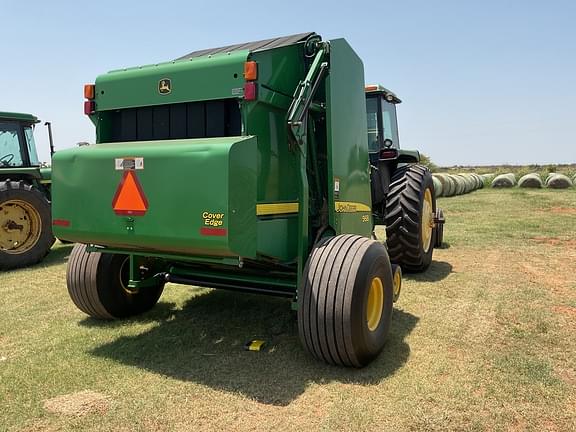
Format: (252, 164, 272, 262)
(529, 236, 576, 247)
(43, 390, 109, 416)
(552, 305, 576, 317)
(537, 207, 576, 215)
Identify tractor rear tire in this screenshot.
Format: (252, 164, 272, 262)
(385, 164, 436, 273)
(66, 243, 164, 319)
(0, 180, 55, 270)
(298, 234, 394, 367)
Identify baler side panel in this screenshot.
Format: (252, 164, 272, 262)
(245, 44, 308, 262)
(326, 39, 372, 237)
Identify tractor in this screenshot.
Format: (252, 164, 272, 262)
(0, 112, 55, 269)
(52, 33, 443, 367)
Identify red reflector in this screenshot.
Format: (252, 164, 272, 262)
(84, 100, 95, 115)
(244, 82, 257, 101)
(380, 149, 398, 159)
(200, 227, 227, 236)
(52, 219, 70, 227)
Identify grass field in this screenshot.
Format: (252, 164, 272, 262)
(1, 189, 575, 431)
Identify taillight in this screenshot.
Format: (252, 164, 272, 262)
(379, 148, 398, 159)
(244, 82, 257, 101)
(84, 83, 95, 115)
(84, 100, 95, 115)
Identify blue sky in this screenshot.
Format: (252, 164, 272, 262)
(1, 0, 574, 166)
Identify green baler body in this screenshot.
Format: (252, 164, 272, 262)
(52, 34, 372, 290)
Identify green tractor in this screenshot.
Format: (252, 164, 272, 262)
(0, 112, 55, 269)
(52, 33, 443, 367)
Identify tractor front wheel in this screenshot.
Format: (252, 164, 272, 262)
(385, 164, 436, 272)
(0, 180, 54, 270)
(298, 234, 394, 367)
(66, 244, 164, 319)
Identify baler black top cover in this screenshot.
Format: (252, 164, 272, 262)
(176, 32, 315, 60)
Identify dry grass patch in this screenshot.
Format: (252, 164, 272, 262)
(43, 390, 109, 417)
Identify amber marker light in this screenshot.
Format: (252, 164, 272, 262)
(244, 61, 258, 81)
(84, 84, 95, 100)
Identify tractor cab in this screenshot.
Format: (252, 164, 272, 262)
(365, 84, 401, 156)
(0, 112, 41, 168)
(364, 85, 419, 219)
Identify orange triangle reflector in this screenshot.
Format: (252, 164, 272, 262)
(112, 170, 149, 216)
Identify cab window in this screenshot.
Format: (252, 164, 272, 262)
(366, 97, 379, 152)
(24, 126, 40, 165)
(381, 101, 400, 148)
(0, 122, 24, 167)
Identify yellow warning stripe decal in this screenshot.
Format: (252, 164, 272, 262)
(256, 201, 371, 216)
(256, 202, 299, 216)
(335, 201, 371, 213)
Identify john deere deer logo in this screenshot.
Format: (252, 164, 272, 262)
(158, 78, 171, 95)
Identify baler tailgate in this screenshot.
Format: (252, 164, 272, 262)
(52, 136, 257, 258)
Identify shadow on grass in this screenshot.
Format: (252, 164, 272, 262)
(89, 289, 419, 406)
(36, 243, 74, 268)
(404, 260, 453, 282)
(79, 301, 181, 328)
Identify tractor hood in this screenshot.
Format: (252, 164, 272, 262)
(51, 136, 257, 258)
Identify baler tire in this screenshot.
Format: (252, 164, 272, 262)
(385, 164, 436, 273)
(66, 244, 164, 319)
(0, 180, 55, 270)
(298, 234, 394, 367)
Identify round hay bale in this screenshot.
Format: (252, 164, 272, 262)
(467, 174, 479, 190)
(518, 173, 543, 188)
(547, 174, 573, 189)
(453, 175, 466, 195)
(456, 174, 469, 193)
(434, 173, 455, 197)
(472, 173, 484, 189)
(573, 174, 576, 184)
(491, 173, 516, 188)
(444, 175, 457, 197)
(432, 176, 443, 198)
(464, 174, 476, 192)
(463, 175, 475, 193)
(433, 173, 448, 196)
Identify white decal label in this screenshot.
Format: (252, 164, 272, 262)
(115, 157, 144, 171)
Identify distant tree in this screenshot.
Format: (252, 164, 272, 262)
(419, 153, 439, 172)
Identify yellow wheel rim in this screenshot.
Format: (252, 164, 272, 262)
(421, 188, 434, 253)
(367, 276, 384, 332)
(393, 268, 402, 300)
(119, 257, 137, 294)
(0, 199, 42, 254)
